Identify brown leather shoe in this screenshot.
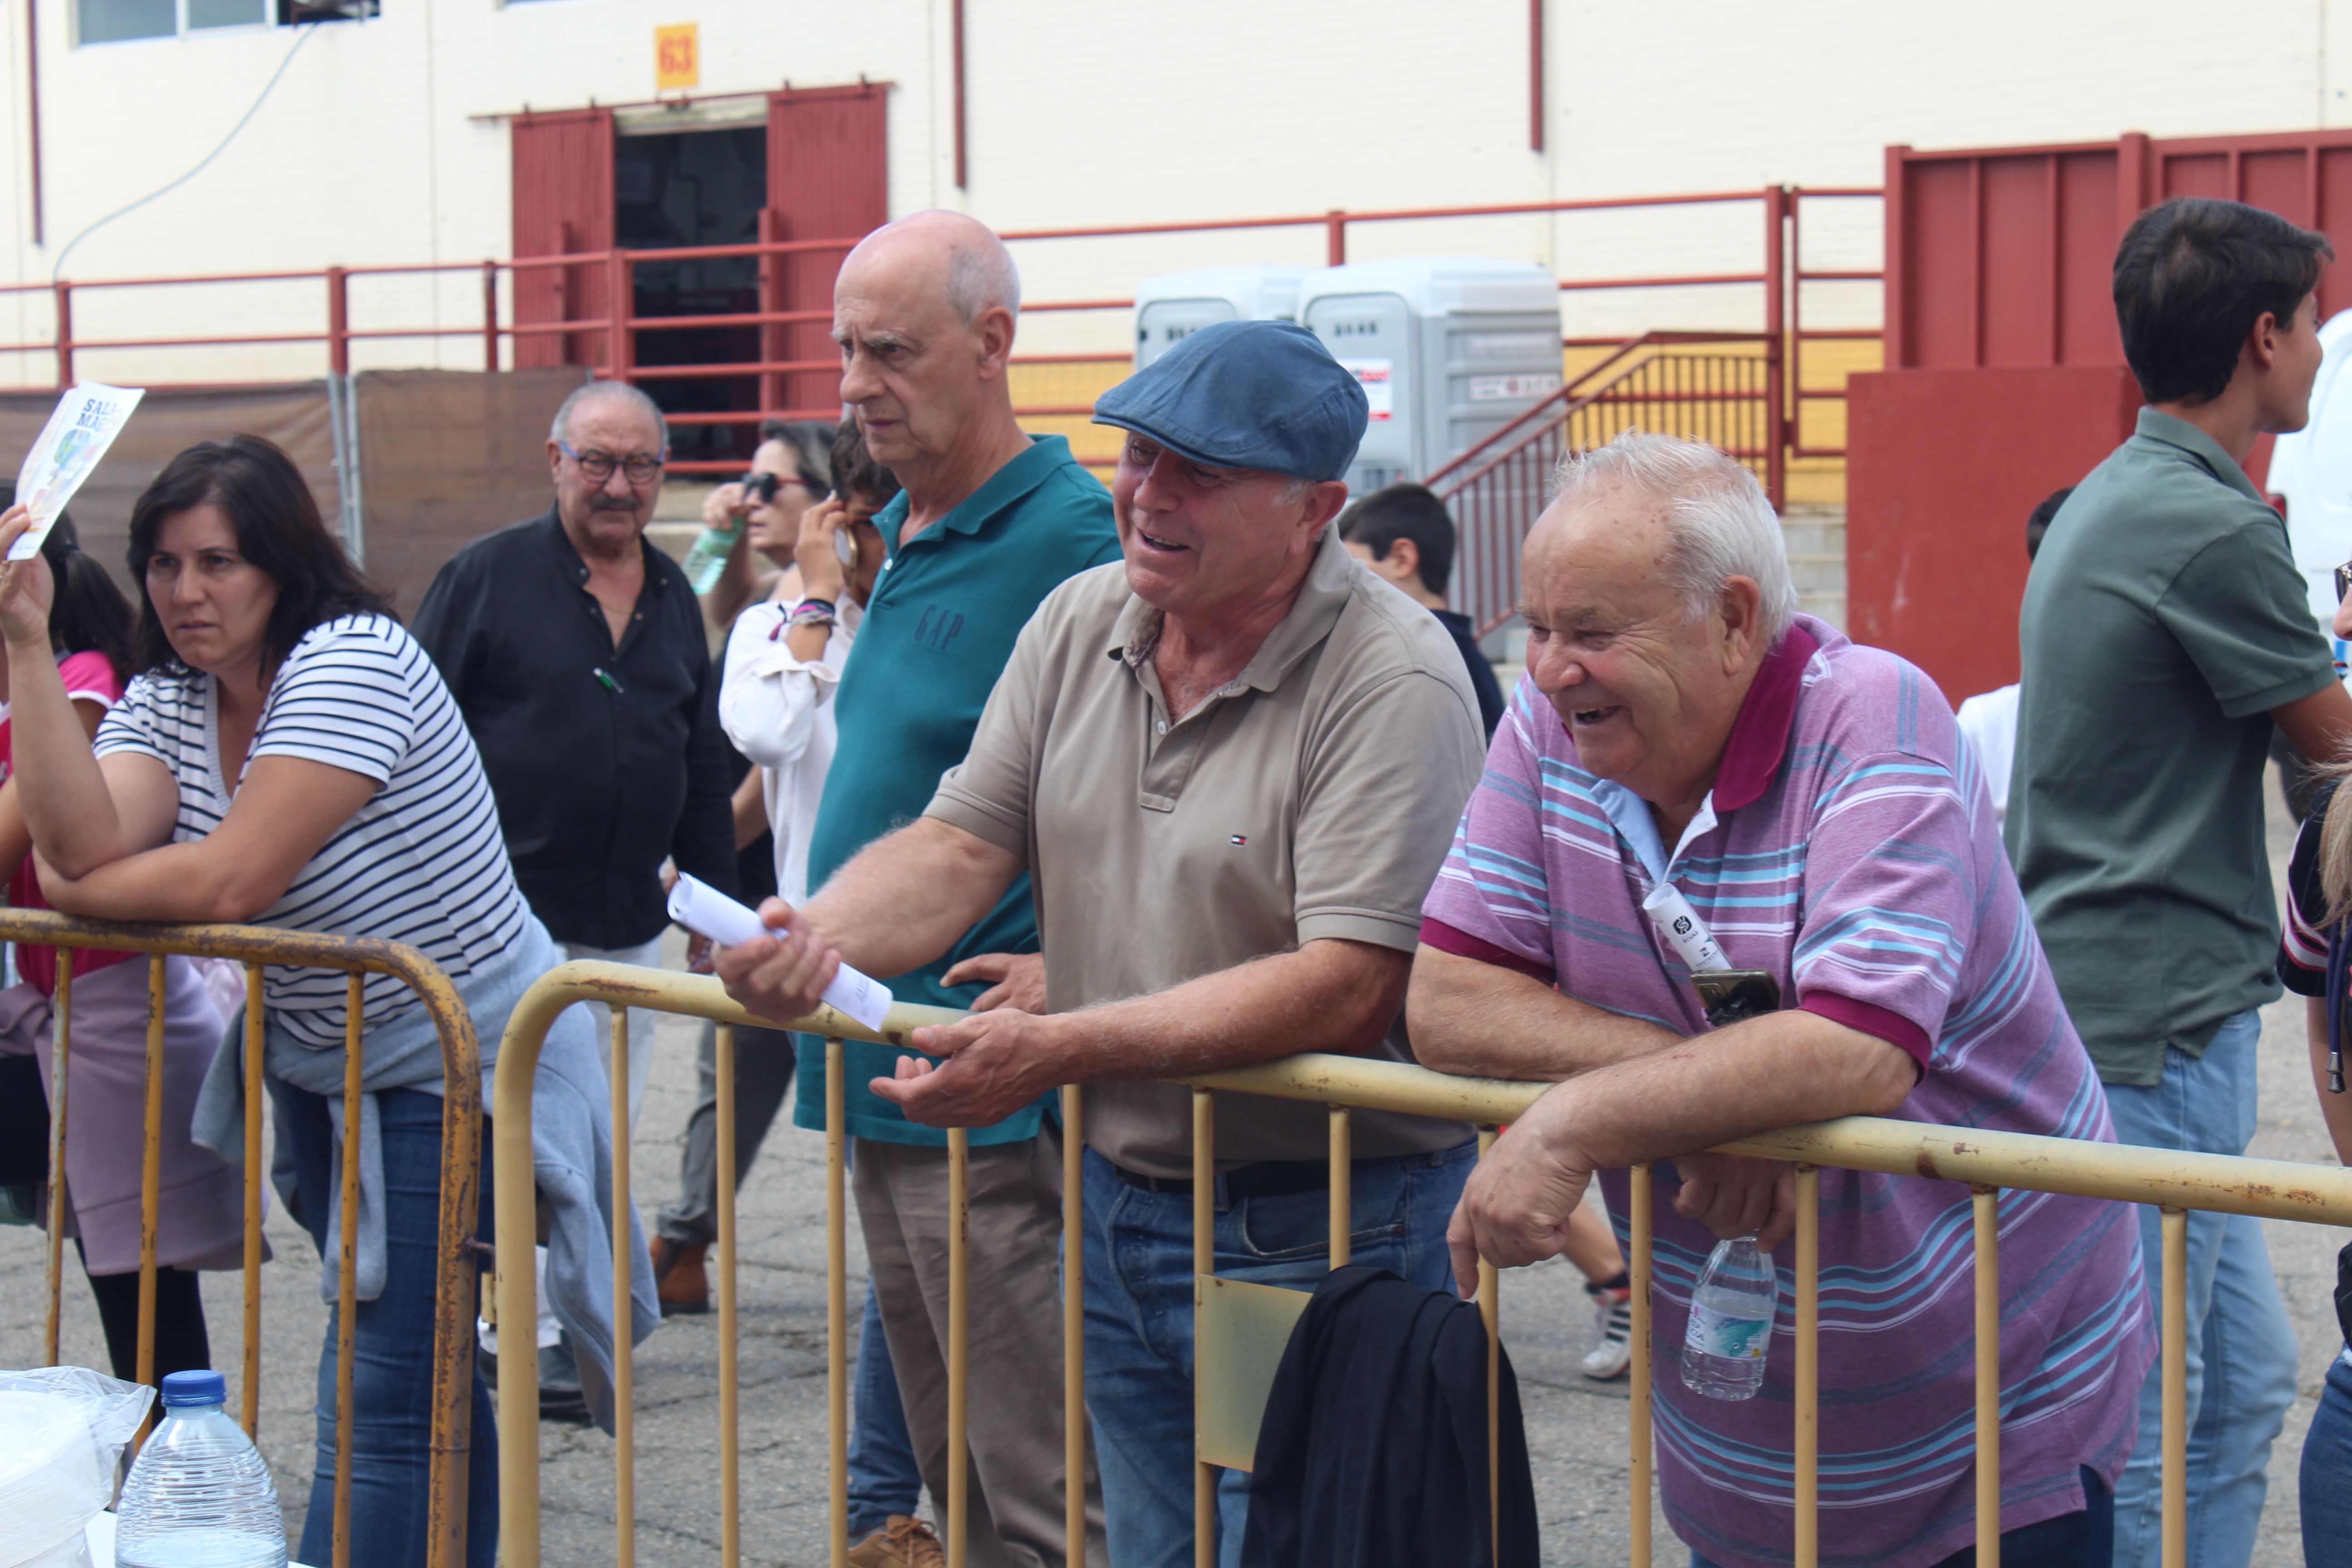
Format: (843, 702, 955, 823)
(649, 1237, 710, 1317)
(845, 1515, 946, 1568)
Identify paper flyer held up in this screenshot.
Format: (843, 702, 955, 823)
(665, 873, 894, 1032)
(9, 383, 143, 561)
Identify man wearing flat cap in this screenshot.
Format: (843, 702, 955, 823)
(719, 318, 1486, 1564)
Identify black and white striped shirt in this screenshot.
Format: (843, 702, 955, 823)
(94, 613, 530, 1045)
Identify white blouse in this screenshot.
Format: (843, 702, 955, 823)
(719, 596, 860, 904)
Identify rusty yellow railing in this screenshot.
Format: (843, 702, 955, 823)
(491, 960, 2352, 1568)
(10, 909, 482, 1568)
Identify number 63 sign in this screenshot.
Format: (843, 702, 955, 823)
(656, 23, 698, 92)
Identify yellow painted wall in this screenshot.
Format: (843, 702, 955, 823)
(1009, 358, 1128, 486)
(1009, 333, 1884, 507)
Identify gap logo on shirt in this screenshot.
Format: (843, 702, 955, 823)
(913, 604, 966, 654)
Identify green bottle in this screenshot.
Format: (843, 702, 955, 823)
(681, 515, 744, 595)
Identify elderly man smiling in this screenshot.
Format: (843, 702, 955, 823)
(1419, 432, 2151, 1568)
(718, 318, 1485, 1567)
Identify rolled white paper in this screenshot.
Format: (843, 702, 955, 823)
(666, 873, 894, 1032)
(1640, 882, 1728, 975)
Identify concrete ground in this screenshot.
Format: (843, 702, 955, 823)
(0, 768, 2342, 1565)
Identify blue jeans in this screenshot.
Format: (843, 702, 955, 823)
(277, 1083, 498, 1568)
(848, 1274, 926, 1535)
(2103, 1009, 2299, 1568)
(1689, 1466, 2109, 1568)
(2303, 1349, 2352, 1566)
(1081, 1140, 1474, 1568)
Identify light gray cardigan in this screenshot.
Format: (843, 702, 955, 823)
(192, 911, 657, 1434)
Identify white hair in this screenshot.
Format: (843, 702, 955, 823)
(1550, 430, 1800, 644)
(550, 379, 669, 452)
(860, 210, 1023, 323)
(946, 233, 1021, 323)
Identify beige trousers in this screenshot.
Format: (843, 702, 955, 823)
(854, 1123, 1106, 1568)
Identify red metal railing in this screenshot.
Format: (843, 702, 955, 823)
(0, 183, 1882, 482)
(1426, 333, 1776, 636)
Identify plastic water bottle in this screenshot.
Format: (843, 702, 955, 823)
(116, 1370, 286, 1568)
(681, 516, 745, 594)
(1680, 1234, 1778, 1401)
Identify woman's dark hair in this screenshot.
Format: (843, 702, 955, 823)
(2114, 197, 2334, 405)
(125, 435, 393, 675)
(828, 421, 901, 510)
(757, 418, 836, 493)
(0, 483, 135, 677)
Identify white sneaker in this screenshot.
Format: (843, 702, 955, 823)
(1581, 1282, 1632, 1380)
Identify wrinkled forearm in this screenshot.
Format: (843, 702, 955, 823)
(1406, 944, 1677, 1080)
(804, 816, 1023, 980)
(1045, 938, 1408, 1084)
(1519, 1010, 1919, 1172)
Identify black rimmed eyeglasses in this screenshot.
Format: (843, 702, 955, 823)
(561, 441, 666, 485)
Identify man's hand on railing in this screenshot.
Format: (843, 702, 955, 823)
(941, 951, 1047, 1013)
(871, 1009, 1072, 1127)
(1666, 1152, 1798, 1254)
(1447, 1115, 1600, 1299)
(712, 897, 843, 1023)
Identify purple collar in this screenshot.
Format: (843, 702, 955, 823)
(1710, 622, 1819, 813)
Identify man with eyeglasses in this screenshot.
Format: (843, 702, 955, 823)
(414, 380, 740, 1413)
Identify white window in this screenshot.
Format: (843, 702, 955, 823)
(76, 0, 373, 44)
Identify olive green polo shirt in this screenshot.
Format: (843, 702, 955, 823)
(2008, 407, 2336, 1086)
(925, 526, 1483, 1176)
(796, 433, 1122, 1148)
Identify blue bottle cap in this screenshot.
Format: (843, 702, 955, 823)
(158, 1369, 227, 1407)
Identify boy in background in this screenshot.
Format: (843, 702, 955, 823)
(1340, 483, 1507, 740)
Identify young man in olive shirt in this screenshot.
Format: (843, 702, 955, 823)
(2009, 197, 2352, 1566)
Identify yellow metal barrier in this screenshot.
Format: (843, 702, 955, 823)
(9, 908, 482, 1568)
(493, 960, 2352, 1568)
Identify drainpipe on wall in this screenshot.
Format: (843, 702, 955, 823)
(951, 0, 967, 188)
(27, 0, 44, 245)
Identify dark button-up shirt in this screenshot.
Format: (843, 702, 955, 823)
(412, 507, 738, 948)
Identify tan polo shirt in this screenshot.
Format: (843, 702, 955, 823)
(925, 525, 1484, 1176)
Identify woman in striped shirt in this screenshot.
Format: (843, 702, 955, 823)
(0, 436, 648, 1568)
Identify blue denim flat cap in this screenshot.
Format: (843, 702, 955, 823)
(1092, 319, 1369, 483)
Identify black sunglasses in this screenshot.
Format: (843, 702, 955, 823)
(741, 471, 813, 505)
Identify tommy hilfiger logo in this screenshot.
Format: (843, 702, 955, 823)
(1230, 834, 1247, 846)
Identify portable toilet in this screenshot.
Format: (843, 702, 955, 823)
(1133, 266, 1309, 368)
(1296, 258, 1563, 495)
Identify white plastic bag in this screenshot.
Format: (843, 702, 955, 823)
(0, 1366, 154, 1568)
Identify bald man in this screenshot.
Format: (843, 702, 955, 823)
(794, 212, 1117, 1568)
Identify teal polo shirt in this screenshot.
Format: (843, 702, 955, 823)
(794, 433, 1121, 1147)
